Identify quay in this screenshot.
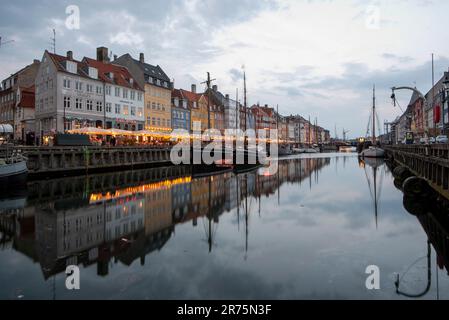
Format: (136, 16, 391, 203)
(384, 144, 449, 200)
(5, 145, 262, 179)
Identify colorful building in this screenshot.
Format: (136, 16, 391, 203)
(171, 88, 192, 131)
(114, 53, 172, 132)
(0, 59, 40, 141)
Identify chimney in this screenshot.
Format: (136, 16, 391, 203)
(114, 55, 117, 61)
(96, 47, 109, 63)
(67, 51, 73, 60)
(212, 85, 218, 92)
(139, 53, 145, 63)
(225, 94, 229, 100)
(191, 84, 196, 93)
(33, 59, 40, 64)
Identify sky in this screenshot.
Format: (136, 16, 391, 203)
(1, 0, 449, 139)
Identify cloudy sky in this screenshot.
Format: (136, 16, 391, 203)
(1, 0, 448, 138)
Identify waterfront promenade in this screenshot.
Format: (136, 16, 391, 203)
(384, 144, 449, 200)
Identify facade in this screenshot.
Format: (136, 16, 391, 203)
(424, 72, 449, 136)
(250, 104, 276, 138)
(0, 59, 40, 140)
(171, 87, 194, 131)
(35, 51, 105, 140)
(192, 93, 213, 131)
(15, 86, 36, 144)
(114, 53, 172, 132)
(83, 48, 145, 131)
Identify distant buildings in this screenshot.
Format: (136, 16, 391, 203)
(0, 46, 333, 144)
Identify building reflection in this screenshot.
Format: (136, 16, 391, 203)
(0, 157, 331, 280)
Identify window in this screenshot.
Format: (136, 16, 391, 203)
(96, 86, 102, 94)
(105, 86, 111, 95)
(115, 104, 121, 114)
(64, 96, 71, 109)
(76, 98, 82, 109)
(131, 107, 136, 116)
(87, 100, 93, 111)
(152, 117, 156, 125)
(137, 107, 143, 117)
(123, 105, 129, 115)
(96, 101, 103, 112)
(174, 98, 179, 107)
(130, 91, 135, 100)
(86, 84, 93, 93)
(123, 89, 128, 99)
(157, 118, 161, 126)
(115, 87, 120, 97)
(166, 119, 170, 127)
(75, 81, 83, 91)
(106, 103, 112, 113)
(66, 61, 77, 74)
(63, 79, 71, 89)
(157, 103, 160, 111)
(137, 92, 143, 101)
(152, 102, 156, 110)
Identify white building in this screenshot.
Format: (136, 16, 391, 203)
(35, 50, 105, 141)
(83, 48, 145, 131)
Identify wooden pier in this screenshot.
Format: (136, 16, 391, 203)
(384, 144, 449, 199)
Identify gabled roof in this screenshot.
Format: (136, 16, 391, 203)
(408, 88, 422, 107)
(118, 54, 170, 83)
(47, 51, 101, 81)
(82, 57, 143, 91)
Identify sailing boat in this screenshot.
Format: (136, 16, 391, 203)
(360, 85, 385, 158)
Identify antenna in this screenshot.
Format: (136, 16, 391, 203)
(50, 29, 56, 54)
(0, 36, 15, 48)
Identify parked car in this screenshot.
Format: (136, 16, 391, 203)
(436, 135, 449, 144)
(429, 137, 436, 144)
(419, 137, 429, 144)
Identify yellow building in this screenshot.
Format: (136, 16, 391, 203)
(191, 93, 215, 131)
(114, 53, 172, 132)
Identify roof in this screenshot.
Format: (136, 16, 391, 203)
(408, 88, 422, 107)
(47, 51, 95, 80)
(118, 54, 170, 84)
(83, 57, 143, 91)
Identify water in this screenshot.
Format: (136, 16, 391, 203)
(0, 153, 448, 300)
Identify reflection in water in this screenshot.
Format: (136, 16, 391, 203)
(0, 158, 330, 282)
(2, 155, 449, 299)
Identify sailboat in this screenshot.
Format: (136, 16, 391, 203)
(360, 85, 385, 159)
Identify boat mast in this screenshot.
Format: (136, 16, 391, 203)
(372, 85, 376, 144)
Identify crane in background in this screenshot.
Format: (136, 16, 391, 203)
(343, 129, 350, 142)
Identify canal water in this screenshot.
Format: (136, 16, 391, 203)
(0, 153, 448, 300)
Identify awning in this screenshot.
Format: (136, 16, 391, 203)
(67, 127, 109, 135)
(0, 124, 13, 134)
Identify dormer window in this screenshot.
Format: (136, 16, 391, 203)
(88, 67, 98, 79)
(174, 98, 179, 107)
(66, 61, 77, 74)
(108, 72, 114, 80)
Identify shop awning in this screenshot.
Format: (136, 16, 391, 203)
(0, 124, 13, 134)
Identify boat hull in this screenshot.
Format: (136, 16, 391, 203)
(360, 147, 385, 159)
(0, 161, 28, 178)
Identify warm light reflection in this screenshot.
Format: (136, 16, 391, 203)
(89, 176, 192, 204)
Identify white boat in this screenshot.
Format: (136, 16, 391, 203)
(360, 146, 385, 158)
(0, 147, 28, 178)
(304, 148, 319, 154)
(359, 85, 385, 159)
